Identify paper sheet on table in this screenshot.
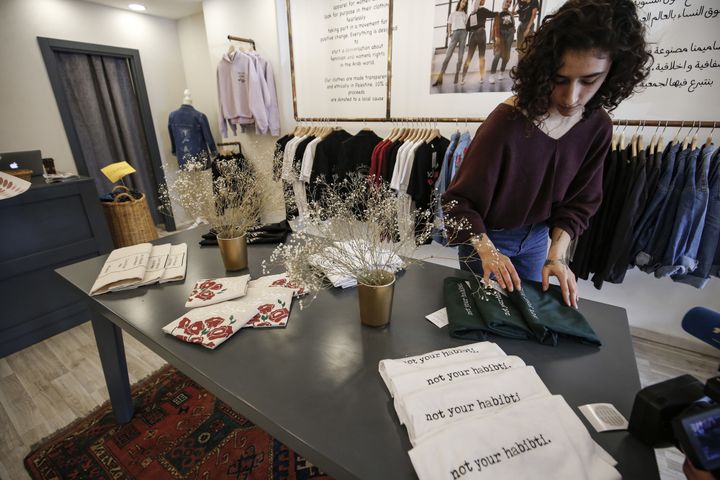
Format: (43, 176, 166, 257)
(425, 308, 449, 328)
(137, 244, 172, 286)
(0, 171, 31, 200)
(160, 243, 187, 283)
(90, 243, 153, 295)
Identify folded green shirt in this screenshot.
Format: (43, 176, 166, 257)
(508, 280, 601, 346)
(445, 277, 533, 341)
(444, 276, 601, 346)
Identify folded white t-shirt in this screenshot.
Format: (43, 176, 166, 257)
(408, 395, 620, 480)
(393, 355, 526, 425)
(378, 342, 506, 397)
(403, 366, 551, 446)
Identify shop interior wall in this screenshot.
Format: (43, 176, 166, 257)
(0, 0, 188, 219)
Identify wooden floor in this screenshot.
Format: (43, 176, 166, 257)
(0, 322, 716, 480)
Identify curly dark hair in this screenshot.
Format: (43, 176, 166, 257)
(510, 0, 652, 120)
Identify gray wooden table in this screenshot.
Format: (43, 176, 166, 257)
(56, 229, 659, 479)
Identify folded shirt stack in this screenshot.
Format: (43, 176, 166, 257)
(309, 240, 405, 288)
(444, 276, 602, 346)
(378, 342, 620, 479)
(90, 242, 187, 295)
(162, 272, 302, 349)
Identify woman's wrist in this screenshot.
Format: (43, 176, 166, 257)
(471, 233, 496, 258)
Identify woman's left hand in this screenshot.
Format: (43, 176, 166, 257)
(542, 258, 578, 308)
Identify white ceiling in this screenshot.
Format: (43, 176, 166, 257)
(82, 0, 203, 20)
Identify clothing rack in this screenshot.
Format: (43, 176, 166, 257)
(227, 35, 256, 50)
(294, 117, 719, 128)
(217, 141, 242, 147)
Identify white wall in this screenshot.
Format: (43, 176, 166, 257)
(0, 0, 188, 180)
(177, 12, 219, 142)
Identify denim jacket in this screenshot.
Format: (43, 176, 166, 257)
(168, 105, 218, 165)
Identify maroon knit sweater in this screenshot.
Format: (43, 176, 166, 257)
(443, 103, 612, 242)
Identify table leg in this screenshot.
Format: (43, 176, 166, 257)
(91, 315, 134, 423)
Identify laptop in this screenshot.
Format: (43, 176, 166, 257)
(0, 150, 45, 176)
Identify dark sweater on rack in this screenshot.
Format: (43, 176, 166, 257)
(408, 136, 450, 212)
(310, 129, 352, 192)
(443, 103, 612, 242)
(336, 130, 383, 181)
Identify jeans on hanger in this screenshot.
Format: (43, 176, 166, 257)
(632, 143, 682, 267)
(638, 146, 692, 273)
(673, 147, 720, 287)
(657, 145, 714, 277)
(459, 223, 549, 282)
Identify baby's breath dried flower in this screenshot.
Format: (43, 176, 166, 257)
(269, 174, 471, 307)
(159, 153, 278, 239)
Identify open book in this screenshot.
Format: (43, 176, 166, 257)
(90, 242, 187, 295)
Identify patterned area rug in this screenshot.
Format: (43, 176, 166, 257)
(24, 365, 333, 480)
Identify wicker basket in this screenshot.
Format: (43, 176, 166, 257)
(102, 185, 159, 248)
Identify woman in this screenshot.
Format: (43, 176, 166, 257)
(488, 0, 515, 84)
(443, 0, 651, 307)
(433, 0, 469, 87)
(460, 0, 496, 85)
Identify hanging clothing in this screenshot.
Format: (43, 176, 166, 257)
(657, 145, 715, 277)
(246, 52, 280, 136)
(309, 129, 352, 197)
(168, 104, 217, 166)
(571, 140, 720, 289)
(336, 130, 383, 181)
(216, 51, 268, 137)
(674, 147, 720, 287)
(273, 133, 294, 180)
(408, 137, 450, 213)
(449, 131, 472, 181)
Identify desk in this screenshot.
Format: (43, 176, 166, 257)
(1, 176, 112, 357)
(56, 229, 659, 479)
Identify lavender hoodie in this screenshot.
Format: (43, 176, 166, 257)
(216, 51, 268, 137)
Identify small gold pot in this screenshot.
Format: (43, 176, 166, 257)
(217, 235, 248, 271)
(357, 270, 396, 328)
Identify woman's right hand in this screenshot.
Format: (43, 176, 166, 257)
(472, 234, 522, 292)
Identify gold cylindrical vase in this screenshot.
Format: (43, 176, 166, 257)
(217, 235, 248, 271)
(357, 270, 396, 328)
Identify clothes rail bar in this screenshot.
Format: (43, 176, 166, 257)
(294, 117, 719, 127)
(227, 35, 255, 50)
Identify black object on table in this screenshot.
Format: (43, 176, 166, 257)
(56, 229, 659, 479)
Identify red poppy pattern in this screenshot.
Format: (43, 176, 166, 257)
(188, 279, 227, 303)
(166, 313, 239, 349)
(185, 276, 250, 308)
(257, 274, 305, 296)
(246, 298, 290, 329)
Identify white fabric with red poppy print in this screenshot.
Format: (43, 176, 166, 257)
(247, 273, 305, 297)
(242, 286, 294, 328)
(162, 301, 254, 349)
(185, 275, 250, 308)
(164, 286, 294, 348)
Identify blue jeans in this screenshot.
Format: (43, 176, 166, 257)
(657, 146, 711, 277)
(632, 143, 681, 263)
(459, 224, 549, 282)
(439, 29, 467, 76)
(673, 147, 720, 287)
